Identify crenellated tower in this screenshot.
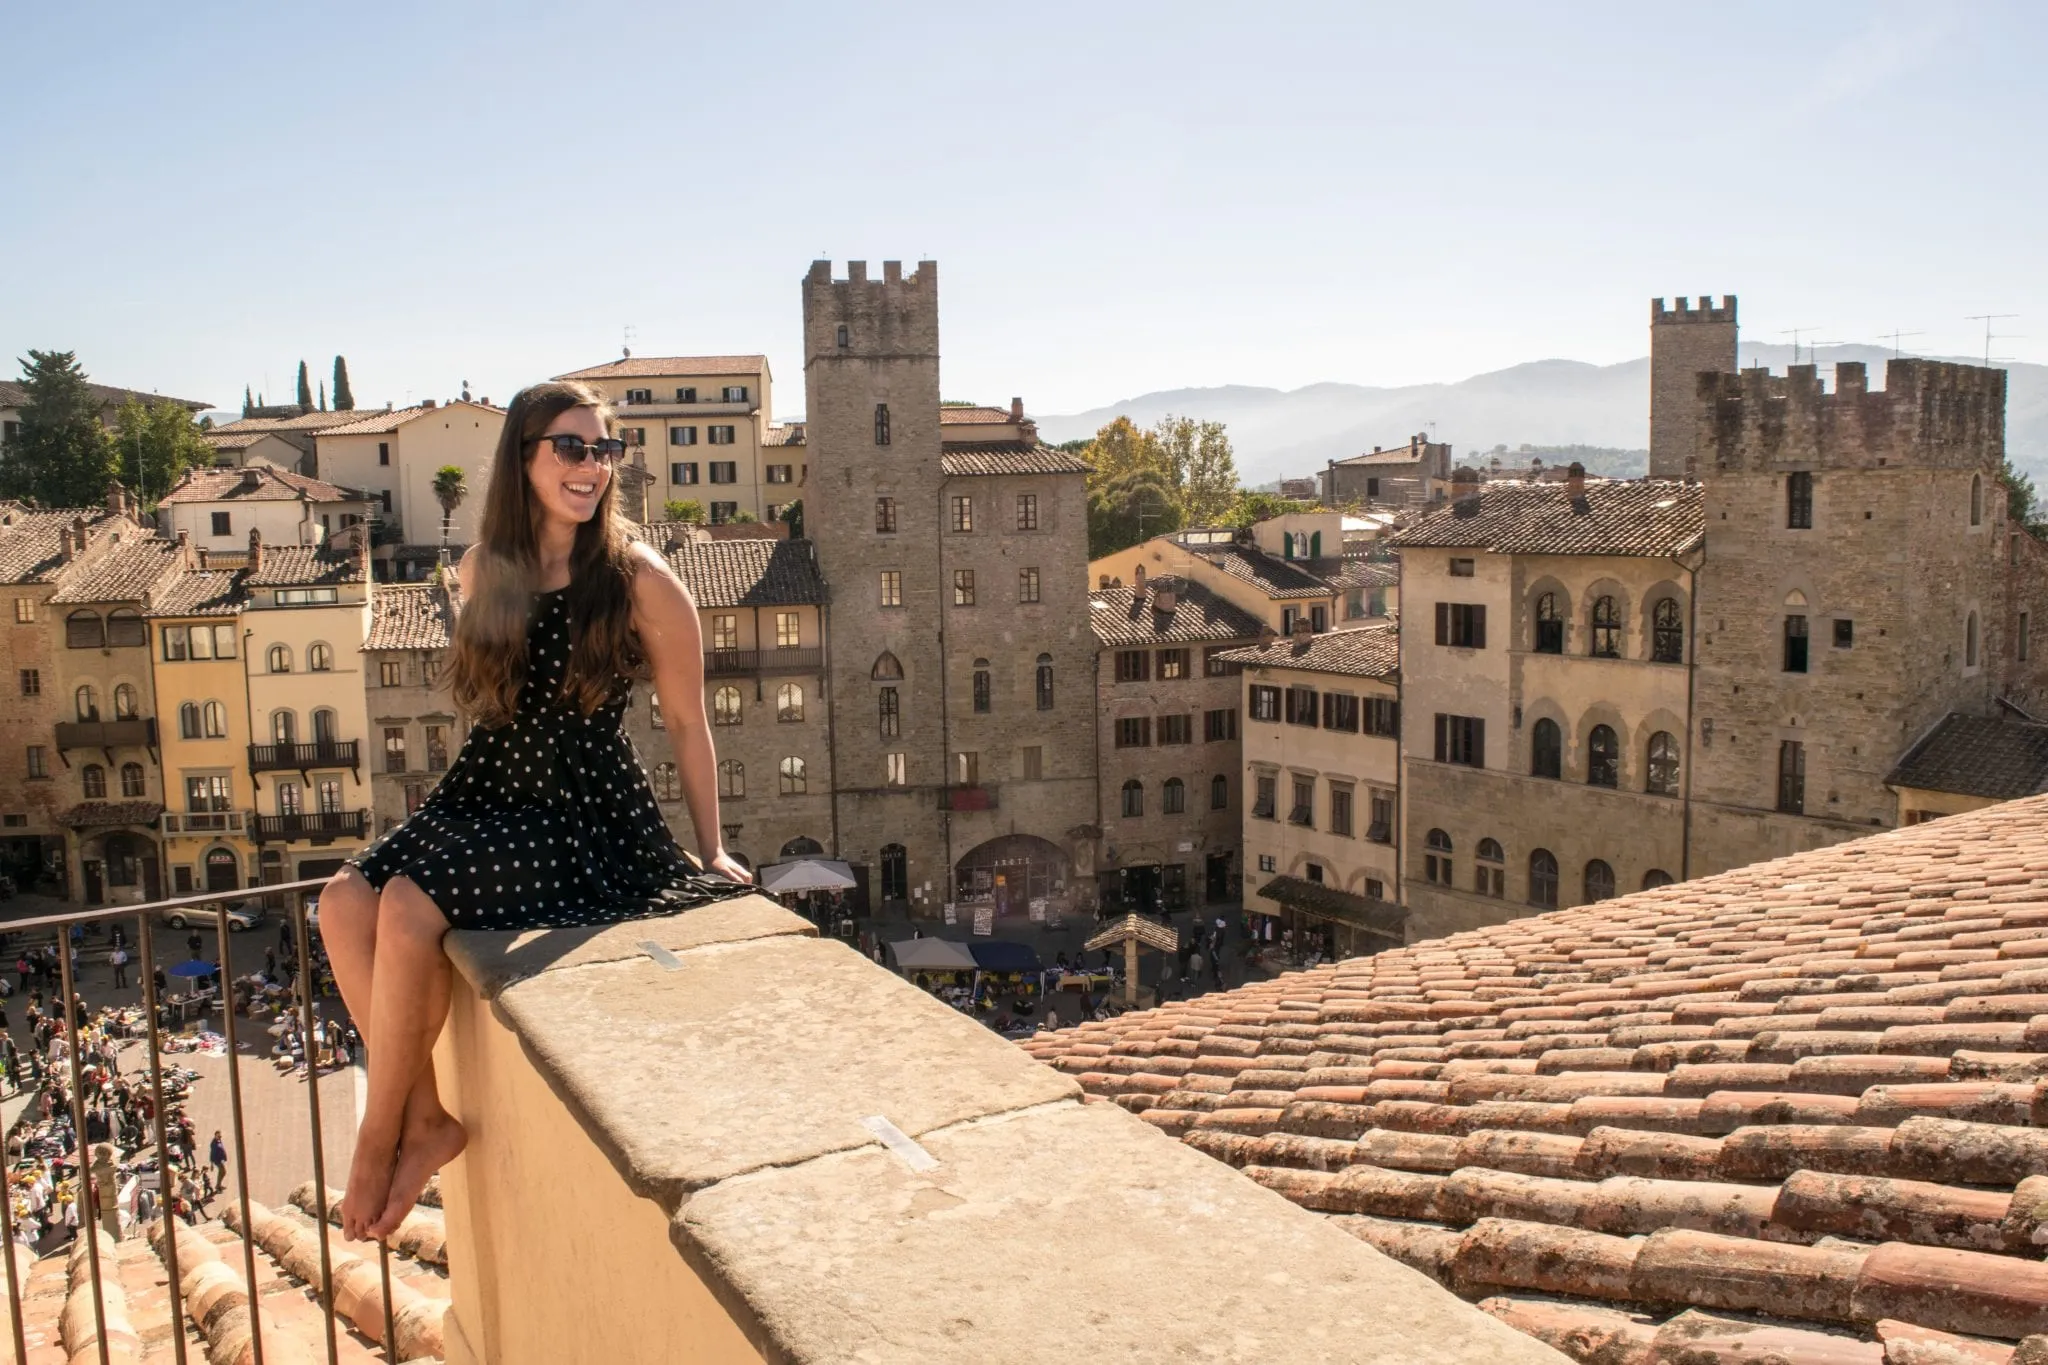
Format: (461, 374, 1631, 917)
(1649, 295, 1738, 480)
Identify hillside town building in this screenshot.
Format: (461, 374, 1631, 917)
(364, 580, 464, 836)
(155, 464, 370, 553)
(554, 356, 780, 525)
(1319, 432, 1453, 509)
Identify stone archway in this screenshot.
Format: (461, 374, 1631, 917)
(780, 836, 825, 858)
(953, 834, 1070, 918)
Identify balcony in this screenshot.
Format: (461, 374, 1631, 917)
(250, 809, 371, 842)
(702, 646, 823, 677)
(248, 739, 360, 773)
(55, 717, 156, 750)
(162, 809, 245, 835)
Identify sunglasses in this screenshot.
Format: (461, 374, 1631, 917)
(534, 434, 628, 467)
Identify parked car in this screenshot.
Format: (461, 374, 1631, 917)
(160, 899, 266, 932)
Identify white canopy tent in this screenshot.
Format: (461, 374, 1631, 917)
(887, 938, 979, 972)
(757, 858, 858, 894)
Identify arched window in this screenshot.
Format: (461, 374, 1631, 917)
(653, 761, 681, 800)
(1642, 869, 1675, 890)
(1972, 474, 1984, 527)
(1651, 599, 1684, 664)
(1587, 724, 1619, 787)
(1966, 611, 1980, 668)
(203, 701, 229, 738)
(871, 651, 903, 681)
(713, 685, 743, 725)
(1534, 592, 1563, 654)
(718, 759, 744, 799)
(272, 711, 297, 744)
(66, 611, 104, 649)
(779, 756, 807, 795)
(1163, 777, 1186, 814)
(81, 764, 106, 799)
(113, 683, 137, 720)
(1529, 849, 1558, 908)
(1590, 596, 1620, 658)
(972, 659, 991, 714)
(1475, 838, 1504, 898)
(309, 642, 334, 672)
(1584, 859, 1616, 903)
(75, 684, 99, 722)
(120, 762, 145, 798)
(777, 683, 804, 723)
(1036, 653, 1054, 711)
(179, 701, 200, 740)
(1424, 828, 1452, 885)
(1121, 779, 1143, 818)
(268, 644, 292, 673)
(1646, 731, 1680, 796)
(1211, 774, 1228, 810)
(106, 609, 144, 647)
(1531, 718, 1562, 779)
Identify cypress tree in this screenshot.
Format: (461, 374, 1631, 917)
(318, 380, 328, 411)
(242, 385, 253, 418)
(296, 360, 313, 411)
(332, 356, 355, 411)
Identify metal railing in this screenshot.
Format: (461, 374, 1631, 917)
(247, 741, 359, 773)
(161, 811, 245, 835)
(0, 879, 393, 1365)
(54, 719, 157, 751)
(703, 647, 824, 676)
(250, 810, 371, 842)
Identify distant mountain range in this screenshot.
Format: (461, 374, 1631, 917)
(1039, 344, 2048, 492)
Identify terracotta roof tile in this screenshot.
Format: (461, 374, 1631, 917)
(553, 355, 767, 380)
(309, 400, 501, 438)
(1088, 578, 1267, 647)
(157, 465, 358, 504)
(1392, 479, 1705, 557)
(208, 408, 381, 434)
(663, 537, 824, 609)
(1024, 793, 2048, 1360)
(938, 405, 1017, 424)
(1215, 624, 1400, 679)
(1188, 543, 1332, 599)
(248, 544, 366, 587)
(147, 568, 250, 617)
(366, 584, 453, 650)
(0, 509, 126, 584)
(48, 537, 182, 603)
(938, 441, 1090, 477)
(1889, 715, 2048, 802)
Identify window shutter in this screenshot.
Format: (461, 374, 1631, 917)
(1473, 605, 1486, 650)
(1434, 714, 1448, 762)
(1389, 701, 1401, 734)
(1435, 602, 1450, 646)
(1472, 718, 1485, 768)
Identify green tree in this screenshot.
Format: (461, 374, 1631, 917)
(1224, 489, 1320, 529)
(731, 509, 758, 524)
(779, 498, 804, 539)
(1082, 415, 1167, 492)
(665, 499, 706, 524)
(112, 399, 212, 508)
(0, 351, 117, 508)
(332, 356, 355, 411)
(296, 360, 313, 411)
(431, 465, 468, 547)
(242, 385, 253, 418)
(2004, 459, 2046, 539)
(318, 380, 328, 412)
(1088, 466, 1183, 559)
(1152, 414, 1238, 526)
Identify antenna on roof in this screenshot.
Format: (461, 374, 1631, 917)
(1878, 329, 1924, 359)
(1777, 327, 1824, 366)
(1965, 314, 2020, 368)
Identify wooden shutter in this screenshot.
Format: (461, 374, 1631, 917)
(1435, 602, 1450, 646)
(1472, 606, 1486, 650)
(1434, 713, 1448, 763)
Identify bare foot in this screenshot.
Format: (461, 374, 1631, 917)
(342, 1132, 399, 1242)
(369, 1109, 466, 1239)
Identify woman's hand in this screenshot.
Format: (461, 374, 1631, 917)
(706, 850, 754, 884)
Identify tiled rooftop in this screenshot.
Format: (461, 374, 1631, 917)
(0, 379, 209, 412)
(939, 441, 1091, 477)
(1189, 543, 1334, 600)
(764, 422, 804, 447)
(938, 405, 1017, 425)
(207, 409, 381, 435)
(1024, 794, 2048, 1361)
(1394, 479, 1705, 557)
(1216, 623, 1401, 679)
(664, 537, 824, 608)
(1325, 559, 1401, 592)
(366, 583, 454, 650)
(0, 509, 126, 585)
(199, 430, 268, 450)
(311, 402, 465, 438)
(248, 544, 367, 588)
(1090, 579, 1270, 648)
(553, 355, 769, 380)
(147, 567, 251, 617)
(1889, 714, 2048, 802)
(157, 465, 358, 505)
(48, 536, 183, 603)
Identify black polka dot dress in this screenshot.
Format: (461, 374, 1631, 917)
(351, 587, 745, 929)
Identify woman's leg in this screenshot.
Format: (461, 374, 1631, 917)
(340, 876, 466, 1241)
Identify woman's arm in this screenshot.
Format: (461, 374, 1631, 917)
(628, 543, 752, 883)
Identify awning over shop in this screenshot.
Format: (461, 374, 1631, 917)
(758, 858, 858, 894)
(968, 941, 1042, 973)
(888, 938, 979, 972)
(1255, 875, 1407, 942)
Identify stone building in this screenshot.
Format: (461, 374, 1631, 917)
(201, 407, 376, 474)
(1091, 575, 1266, 915)
(364, 580, 464, 835)
(796, 259, 1095, 920)
(1093, 531, 1340, 636)
(1216, 623, 1403, 957)
(155, 464, 371, 555)
(1320, 433, 1453, 508)
(620, 528, 833, 878)
(1648, 295, 1737, 479)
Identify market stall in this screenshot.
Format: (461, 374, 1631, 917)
(1084, 913, 1179, 1006)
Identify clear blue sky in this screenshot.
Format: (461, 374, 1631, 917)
(4, 1, 2041, 418)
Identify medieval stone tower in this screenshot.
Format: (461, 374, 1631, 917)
(802, 260, 950, 906)
(1650, 296, 1738, 480)
(1688, 358, 2011, 871)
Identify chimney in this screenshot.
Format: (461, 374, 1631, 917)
(1291, 614, 1313, 642)
(1566, 462, 1586, 499)
(196, 547, 210, 569)
(1133, 564, 1146, 593)
(239, 467, 262, 491)
(1010, 396, 1024, 421)
(106, 479, 126, 516)
(57, 526, 75, 563)
(248, 527, 264, 573)
(352, 525, 369, 573)
(1152, 578, 1178, 615)
(421, 398, 437, 410)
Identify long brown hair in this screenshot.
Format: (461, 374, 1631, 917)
(449, 381, 642, 728)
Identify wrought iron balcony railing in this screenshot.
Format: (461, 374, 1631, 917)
(248, 740, 360, 773)
(250, 809, 372, 842)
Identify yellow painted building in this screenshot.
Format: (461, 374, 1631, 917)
(148, 563, 257, 896)
(553, 356, 780, 524)
(311, 400, 504, 557)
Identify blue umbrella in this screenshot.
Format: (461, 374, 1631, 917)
(168, 960, 218, 978)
